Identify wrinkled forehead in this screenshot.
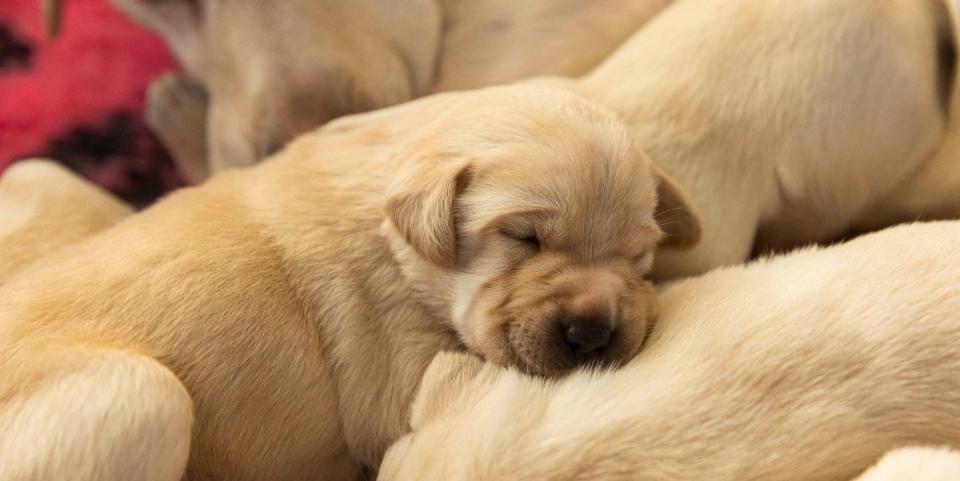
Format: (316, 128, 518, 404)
(461, 132, 661, 255)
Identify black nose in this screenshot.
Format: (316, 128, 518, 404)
(564, 321, 612, 356)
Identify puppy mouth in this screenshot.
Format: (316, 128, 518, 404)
(501, 316, 629, 375)
(504, 319, 578, 375)
(497, 321, 528, 371)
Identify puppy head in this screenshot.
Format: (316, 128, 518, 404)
(385, 86, 700, 375)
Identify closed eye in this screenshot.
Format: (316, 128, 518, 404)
(500, 227, 541, 251)
(516, 234, 541, 250)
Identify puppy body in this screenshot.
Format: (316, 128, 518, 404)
(432, 0, 673, 92)
(0, 86, 662, 480)
(45, 0, 672, 179)
(380, 221, 960, 481)
(0, 159, 132, 284)
(560, 0, 959, 279)
(862, 1, 960, 230)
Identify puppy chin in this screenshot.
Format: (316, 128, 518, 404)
(472, 312, 579, 376)
(462, 313, 517, 370)
(508, 318, 577, 375)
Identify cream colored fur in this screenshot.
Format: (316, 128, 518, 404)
(854, 448, 960, 481)
(44, 0, 672, 181)
(0, 86, 673, 480)
(380, 221, 960, 481)
(0, 159, 132, 284)
(535, 0, 960, 279)
(139, 0, 960, 280)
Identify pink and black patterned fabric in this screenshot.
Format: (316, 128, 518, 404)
(0, 0, 183, 206)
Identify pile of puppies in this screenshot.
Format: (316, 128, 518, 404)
(3, 0, 960, 479)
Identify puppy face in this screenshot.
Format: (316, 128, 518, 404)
(451, 146, 660, 375)
(386, 88, 699, 375)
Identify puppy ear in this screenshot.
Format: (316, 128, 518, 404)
(655, 169, 701, 249)
(385, 155, 472, 267)
(410, 351, 491, 429)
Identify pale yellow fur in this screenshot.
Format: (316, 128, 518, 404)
(47, 0, 673, 180)
(380, 221, 960, 481)
(854, 448, 960, 481)
(0, 159, 131, 285)
(537, 0, 960, 279)
(0, 86, 666, 480)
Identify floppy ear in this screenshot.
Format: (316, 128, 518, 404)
(410, 351, 490, 429)
(385, 153, 472, 268)
(654, 169, 701, 250)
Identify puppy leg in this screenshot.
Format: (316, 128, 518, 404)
(146, 72, 210, 184)
(0, 160, 132, 283)
(0, 343, 193, 481)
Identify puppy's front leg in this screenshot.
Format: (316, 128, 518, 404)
(146, 73, 210, 184)
(0, 343, 193, 481)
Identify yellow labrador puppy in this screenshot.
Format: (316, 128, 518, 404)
(380, 221, 960, 481)
(0, 85, 694, 481)
(542, 0, 960, 279)
(43, 0, 673, 181)
(0, 159, 131, 284)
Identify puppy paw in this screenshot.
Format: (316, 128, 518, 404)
(146, 72, 210, 183)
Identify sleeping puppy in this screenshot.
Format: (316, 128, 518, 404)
(380, 221, 960, 481)
(0, 85, 694, 480)
(0, 159, 131, 284)
(542, 0, 960, 279)
(41, 0, 673, 182)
